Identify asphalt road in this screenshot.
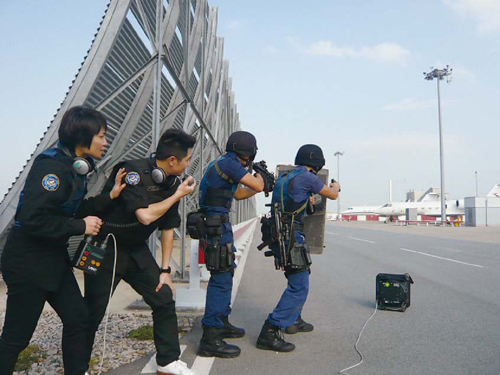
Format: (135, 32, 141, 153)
(111, 222, 500, 374)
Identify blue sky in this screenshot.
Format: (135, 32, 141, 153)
(1, 0, 499, 212)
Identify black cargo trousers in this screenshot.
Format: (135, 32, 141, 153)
(0, 268, 88, 375)
(83, 242, 180, 367)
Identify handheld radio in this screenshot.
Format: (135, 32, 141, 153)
(73, 235, 108, 274)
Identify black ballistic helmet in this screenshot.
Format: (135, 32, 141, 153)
(226, 131, 258, 159)
(295, 144, 325, 168)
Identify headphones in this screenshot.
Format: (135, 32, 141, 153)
(58, 143, 95, 176)
(149, 154, 177, 188)
(73, 157, 95, 176)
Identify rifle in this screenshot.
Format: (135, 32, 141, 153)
(273, 202, 287, 270)
(251, 160, 275, 197)
(257, 203, 286, 270)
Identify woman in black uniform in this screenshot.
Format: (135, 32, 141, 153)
(0, 106, 126, 375)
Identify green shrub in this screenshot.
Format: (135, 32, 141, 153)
(15, 344, 46, 371)
(127, 325, 154, 340)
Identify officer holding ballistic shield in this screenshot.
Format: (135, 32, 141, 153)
(256, 144, 339, 352)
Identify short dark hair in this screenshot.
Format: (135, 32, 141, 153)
(58, 106, 107, 151)
(156, 129, 196, 161)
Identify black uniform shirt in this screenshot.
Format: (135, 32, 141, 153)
(98, 158, 181, 247)
(1, 150, 113, 291)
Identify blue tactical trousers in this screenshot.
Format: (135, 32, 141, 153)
(267, 229, 310, 328)
(201, 271, 233, 328)
(201, 220, 236, 328)
(267, 270, 310, 328)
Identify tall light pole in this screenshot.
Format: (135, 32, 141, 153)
(424, 65, 452, 224)
(475, 171, 478, 197)
(334, 151, 344, 219)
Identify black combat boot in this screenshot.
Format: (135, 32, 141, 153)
(198, 325, 241, 358)
(220, 316, 245, 339)
(284, 315, 314, 334)
(256, 320, 295, 352)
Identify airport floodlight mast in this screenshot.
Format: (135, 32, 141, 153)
(423, 65, 452, 224)
(334, 151, 344, 219)
(475, 171, 478, 197)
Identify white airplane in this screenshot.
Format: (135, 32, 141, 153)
(375, 199, 465, 218)
(341, 206, 382, 216)
(374, 187, 464, 218)
(487, 184, 500, 198)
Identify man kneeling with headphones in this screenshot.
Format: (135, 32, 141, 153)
(83, 129, 198, 375)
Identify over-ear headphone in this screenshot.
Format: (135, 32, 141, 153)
(149, 154, 176, 188)
(73, 157, 94, 176)
(57, 142, 95, 176)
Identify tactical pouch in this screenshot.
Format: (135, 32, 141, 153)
(187, 211, 206, 239)
(205, 242, 233, 272)
(259, 216, 273, 249)
(225, 243, 234, 268)
(286, 242, 312, 270)
(204, 243, 220, 271)
(205, 216, 222, 237)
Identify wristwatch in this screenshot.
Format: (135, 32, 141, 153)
(160, 267, 171, 274)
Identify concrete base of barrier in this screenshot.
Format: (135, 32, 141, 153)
(175, 217, 258, 311)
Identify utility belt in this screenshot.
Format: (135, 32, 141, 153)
(187, 210, 233, 272)
(187, 210, 227, 239)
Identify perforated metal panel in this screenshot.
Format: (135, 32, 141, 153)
(0, 0, 256, 270)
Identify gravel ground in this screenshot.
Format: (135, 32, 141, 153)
(0, 311, 195, 375)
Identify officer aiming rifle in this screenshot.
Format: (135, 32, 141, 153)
(193, 131, 265, 359)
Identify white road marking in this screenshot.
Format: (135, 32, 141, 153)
(399, 248, 483, 268)
(431, 246, 461, 253)
(348, 236, 376, 244)
(325, 231, 339, 235)
(142, 345, 187, 373)
(191, 356, 215, 375)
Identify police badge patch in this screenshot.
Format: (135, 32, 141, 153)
(125, 171, 141, 185)
(42, 174, 60, 191)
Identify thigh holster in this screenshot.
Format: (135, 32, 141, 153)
(286, 242, 312, 271)
(204, 241, 234, 272)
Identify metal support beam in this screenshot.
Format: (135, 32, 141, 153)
(162, 49, 222, 155)
(95, 56, 157, 111)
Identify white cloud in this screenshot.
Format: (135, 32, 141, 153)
(444, 0, 500, 34)
(307, 41, 357, 57)
(381, 98, 436, 111)
(359, 43, 412, 65)
(288, 38, 411, 66)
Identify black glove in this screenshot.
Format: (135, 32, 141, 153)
(256, 172, 269, 192)
(306, 199, 316, 215)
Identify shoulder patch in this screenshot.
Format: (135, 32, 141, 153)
(125, 171, 141, 186)
(42, 174, 60, 191)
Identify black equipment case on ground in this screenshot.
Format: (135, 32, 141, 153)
(376, 273, 414, 312)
